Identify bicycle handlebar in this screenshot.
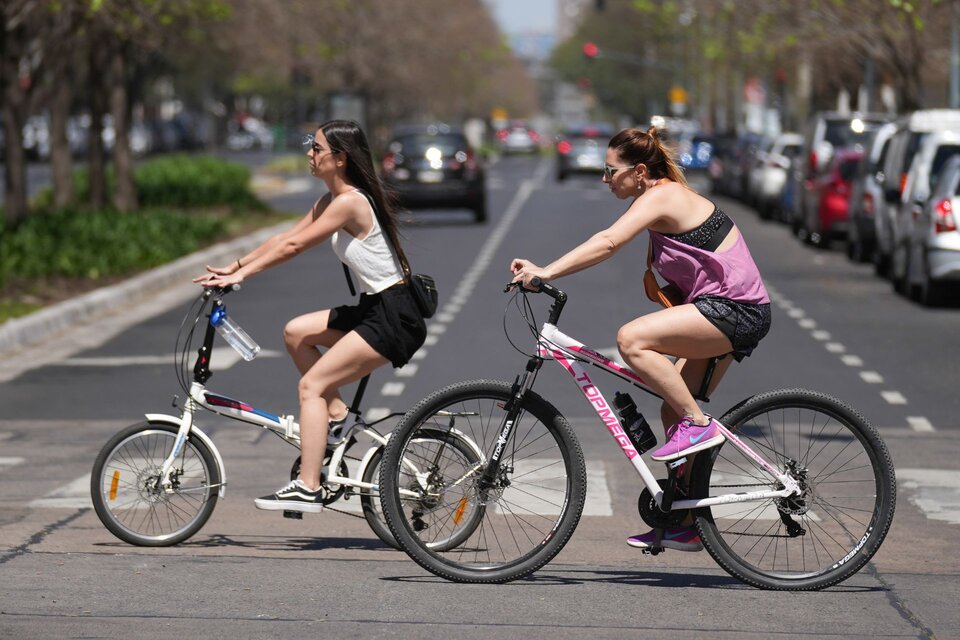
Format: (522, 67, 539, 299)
(504, 278, 567, 324)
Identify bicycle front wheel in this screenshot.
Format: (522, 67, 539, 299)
(691, 389, 896, 590)
(91, 421, 220, 546)
(379, 380, 586, 584)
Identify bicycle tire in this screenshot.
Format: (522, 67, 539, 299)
(691, 388, 896, 590)
(379, 380, 586, 583)
(361, 429, 484, 552)
(91, 421, 220, 546)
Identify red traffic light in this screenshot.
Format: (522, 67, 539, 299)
(582, 42, 599, 58)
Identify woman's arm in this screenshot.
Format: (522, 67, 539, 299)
(512, 189, 668, 285)
(199, 192, 354, 288)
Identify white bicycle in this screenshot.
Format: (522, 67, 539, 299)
(90, 287, 483, 549)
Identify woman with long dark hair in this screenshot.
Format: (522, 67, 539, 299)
(510, 126, 771, 551)
(195, 120, 426, 511)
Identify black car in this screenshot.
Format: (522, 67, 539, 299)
(381, 124, 486, 223)
(555, 123, 614, 181)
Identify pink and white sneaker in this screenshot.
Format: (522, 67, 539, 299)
(627, 527, 703, 552)
(649, 417, 725, 462)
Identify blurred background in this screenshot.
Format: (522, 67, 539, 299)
(3, 0, 960, 307)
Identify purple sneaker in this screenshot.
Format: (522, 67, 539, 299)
(650, 417, 724, 462)
(627, 527, 703, 552)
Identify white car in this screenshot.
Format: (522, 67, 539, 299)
(748, 132, 803, 219)
(892, 132, 960, 304)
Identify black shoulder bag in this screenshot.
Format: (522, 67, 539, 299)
(342, 191, 439, 319)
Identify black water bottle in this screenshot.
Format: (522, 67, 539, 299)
(613, 392, 657, 455)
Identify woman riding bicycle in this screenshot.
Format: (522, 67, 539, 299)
(510, 126, 771, 551)
(195, 120, 426, 513)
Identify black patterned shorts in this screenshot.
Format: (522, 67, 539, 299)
(693, 295, 772, 361)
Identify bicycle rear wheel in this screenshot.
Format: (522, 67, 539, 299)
(361, 429, 483, 552)
(91, 421, 219, 546)
(379, 380, 586, 583)
(691, 389, 896, 590)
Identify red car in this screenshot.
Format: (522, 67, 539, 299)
(801, 148, 864, 246)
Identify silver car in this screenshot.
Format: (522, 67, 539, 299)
(894, 138, 960, 305)
(846, 122, 897, 263)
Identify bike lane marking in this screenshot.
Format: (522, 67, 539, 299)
(766, 284, 931, 430)
(377, 157, 551, 400)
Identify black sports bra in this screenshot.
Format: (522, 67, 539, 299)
(662, 206, 734, 252)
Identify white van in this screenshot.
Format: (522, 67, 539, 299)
(874, 109, 960, 276)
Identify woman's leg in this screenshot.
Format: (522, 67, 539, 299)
(296, 330, 389, 490)
(617, 304, 732, 425)
(283, 310, 350, 421)
(659, 355, 734, 429)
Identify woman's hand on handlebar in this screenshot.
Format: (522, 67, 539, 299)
(510, 259, 550, 291)
(193, 265, 245, 289)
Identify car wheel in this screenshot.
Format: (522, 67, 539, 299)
(891, 243, 910, 295)
(918, 251, 950, 306)
(472, 199, 487, 224)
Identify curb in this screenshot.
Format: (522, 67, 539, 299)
(0, 222, 288, 360)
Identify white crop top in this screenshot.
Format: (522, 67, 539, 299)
(330, 191, 404, 294)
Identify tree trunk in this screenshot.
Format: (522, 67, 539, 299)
(109, 43, 137, 211)
(88, 39, 108, 209)
(1, 9, 30, 227)
(49, 78, 74, 208)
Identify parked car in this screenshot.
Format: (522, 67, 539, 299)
(893, 154, 960, 305)
(873, 109, 960, 277)
(747, 132, 803, 219)
(678, 134, 715, 172)
(801, 148, 864, 246)
(711, 132, 766, 200)
(381, 124, 487, 223)
(889, 129, 960, 298)
(496, 123, 541, 155)
(846, 122, 897, 263)
(555, 123, 614, 181)
(793, 112, 888, 239)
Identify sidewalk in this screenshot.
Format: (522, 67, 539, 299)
(0, 169, 307, 381)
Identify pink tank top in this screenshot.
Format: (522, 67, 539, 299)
(650, 228, 769, 305)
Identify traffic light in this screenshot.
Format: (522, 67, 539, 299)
(582, 41, 599, 59)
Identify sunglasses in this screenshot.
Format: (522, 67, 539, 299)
(302, 134, 331, 156)
(603, 163, 636, 180)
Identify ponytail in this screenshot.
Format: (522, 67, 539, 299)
(609, 126, 688, 186)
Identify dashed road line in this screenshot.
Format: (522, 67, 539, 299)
(0, 456, 24, 470)
(898, 469, 960, 524)
(29, 474, 92, 509)
(766, 284, 932, 430)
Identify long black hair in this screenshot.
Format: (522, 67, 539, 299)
(320, 120, 411, 274)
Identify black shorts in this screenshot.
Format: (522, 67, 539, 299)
(328, 284, 427, 368)
(693, 295, 772, 362)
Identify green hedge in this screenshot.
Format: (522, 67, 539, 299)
(0, 207, 225, 287)
(33, 155, 265, 210)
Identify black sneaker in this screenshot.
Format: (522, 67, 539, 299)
(254, 480, 324, 513)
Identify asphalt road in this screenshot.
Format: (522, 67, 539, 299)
(1, 155, 958, 639)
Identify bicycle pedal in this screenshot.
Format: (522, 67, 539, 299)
(282, 510, 304, 520)
(641, 546, 664, 556)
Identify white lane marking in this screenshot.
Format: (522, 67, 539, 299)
(898, 469, 960, 525)
(0, 456, 24, 469)
(29, 474, 93, 509)
(495, 459, 612, 517)
(62, 348, 283, 368)
(882, 391, 908, 405)
(423, 335, 439, 346)
(798, 318, 817, 329)
(842, 355, 864, 367)
(825, 342, 845, 353)
(811, 330, 831, 341)
(395, 364, 419, 378)
(365, 407, 392, 423)
(787, 309, 805, 319)
(907, 417, 935, 432)
(860, 371, 884, 384)
(427, 324, 446, 335)
(435, 313, 455, 323)
(410, 350, 428, 361)
(381, 382, 405, 397)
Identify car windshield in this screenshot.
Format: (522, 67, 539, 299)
(824, 119, 883, 148)
(568, 137, 604, 153)
(393, 134, 465, 155)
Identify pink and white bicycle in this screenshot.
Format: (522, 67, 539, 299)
(378, 280, 896, 589)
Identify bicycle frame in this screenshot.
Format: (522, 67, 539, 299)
(153, 292, 476, 502)
(535, 322, 801, 511)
